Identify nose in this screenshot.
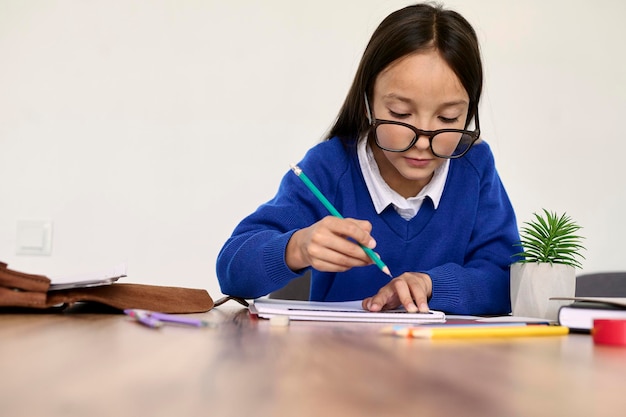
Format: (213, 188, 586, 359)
(413, 133, 431, 151)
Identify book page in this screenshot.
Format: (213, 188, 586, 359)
(48, 263, 127, 291)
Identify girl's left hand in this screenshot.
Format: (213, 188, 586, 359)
(361, 272, 432, 313)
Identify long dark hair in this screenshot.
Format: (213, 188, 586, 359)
(327, 3, 483, 144)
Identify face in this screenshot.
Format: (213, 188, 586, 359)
(370, 49, 470, 198)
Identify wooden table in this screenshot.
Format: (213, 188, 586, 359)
(1, 306, 625, 417)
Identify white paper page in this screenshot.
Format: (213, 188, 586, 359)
(252, 298, 446, 323)
(48, 263, 127, 291)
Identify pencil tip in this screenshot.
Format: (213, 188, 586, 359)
(383, 266, 392, 277)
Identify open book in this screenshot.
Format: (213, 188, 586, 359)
(251, 298, 446, 324)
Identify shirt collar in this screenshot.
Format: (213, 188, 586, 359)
(357, 138, 449, 220)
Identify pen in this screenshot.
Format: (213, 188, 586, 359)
(147, 311, 210, 327)
(385, 324, 569, 339)
(124, 309, 210, 328)
(290, 163, 392, 277)
(124, 309, 163, 329)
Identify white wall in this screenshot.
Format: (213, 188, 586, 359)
(1, 0, 625, 299)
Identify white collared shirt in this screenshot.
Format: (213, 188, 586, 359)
(357, 138, 449, 221)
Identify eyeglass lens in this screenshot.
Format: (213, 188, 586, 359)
(375, 123, 474, 157)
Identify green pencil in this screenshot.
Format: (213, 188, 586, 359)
(290, 163, 392, 277)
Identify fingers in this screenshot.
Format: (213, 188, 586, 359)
(286, 216, 376, 272)
(349, 218, 374, 242)
(339, 217, 375, 249)
(363, 273, 432, 313)
(392, 278, 420, 313)
(311, 221, 371, 260)
(363, 283, 399, 312)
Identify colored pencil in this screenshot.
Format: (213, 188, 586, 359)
(385, 324, 569, 339)
(290, 163, 392, 277)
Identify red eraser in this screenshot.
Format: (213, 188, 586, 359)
(592, 319, 626, 347)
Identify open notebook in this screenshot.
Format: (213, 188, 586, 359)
(251, 298, 446, 324)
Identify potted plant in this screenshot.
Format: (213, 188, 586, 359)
(510, 209, 586, 320)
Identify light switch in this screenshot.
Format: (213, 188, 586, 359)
(16, 220, 53, 256)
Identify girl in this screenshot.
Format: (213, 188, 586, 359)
(216, 3, 519, 315)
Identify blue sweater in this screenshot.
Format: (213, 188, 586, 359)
(216, 138, 519, 315)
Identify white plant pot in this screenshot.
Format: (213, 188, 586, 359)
(510, 263, 576, 321)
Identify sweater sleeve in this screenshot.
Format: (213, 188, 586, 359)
(215, 140, 349, 299)
(424, 143, 520, 315)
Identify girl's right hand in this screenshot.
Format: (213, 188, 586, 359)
(285, 216, 377, 272)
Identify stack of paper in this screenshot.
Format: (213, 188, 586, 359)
(251, 298, 446, 324)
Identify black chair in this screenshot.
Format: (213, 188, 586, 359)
(576, 272, 626, 297)
(269, 270, 311, 300)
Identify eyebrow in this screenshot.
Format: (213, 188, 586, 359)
(382, 93, 468, 108)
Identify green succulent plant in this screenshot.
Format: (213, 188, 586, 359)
(514, 209, 586, 268)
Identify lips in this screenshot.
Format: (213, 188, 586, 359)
(404, 157, 432, 168)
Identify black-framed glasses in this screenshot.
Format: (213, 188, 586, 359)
(364, 93, 480, 159)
